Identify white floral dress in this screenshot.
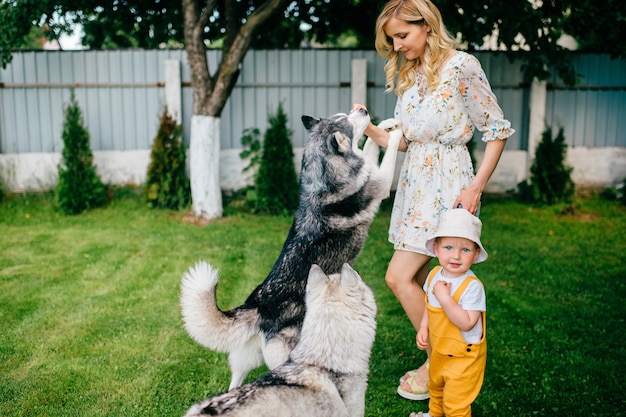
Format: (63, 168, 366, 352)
(389, 51, 514, 255)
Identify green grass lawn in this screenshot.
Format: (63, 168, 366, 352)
(1, 191, 624, 416)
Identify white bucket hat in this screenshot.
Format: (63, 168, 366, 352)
(425, 208, 488, 263)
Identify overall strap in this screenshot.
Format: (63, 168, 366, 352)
(426, 265, 442, 289)
(452, 275, 480, 304)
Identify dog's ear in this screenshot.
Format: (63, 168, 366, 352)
(301, 115, 320, 130)
(331, 131, 352, 155)
(307, 264, 328, 292)
(341, 263, 361, 289)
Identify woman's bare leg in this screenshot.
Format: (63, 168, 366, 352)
(386, 250, 432, 398)
(385, 250, 431, 331)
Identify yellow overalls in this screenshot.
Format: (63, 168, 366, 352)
(426, 266, 487, 417)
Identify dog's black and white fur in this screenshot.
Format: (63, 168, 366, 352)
(180, 108, 401, 389)
(182, 263, 377, 417)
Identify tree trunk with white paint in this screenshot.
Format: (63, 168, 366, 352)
(190, 115, 222, 219)
(182, 0, 291, 220)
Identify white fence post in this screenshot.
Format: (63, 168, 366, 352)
(526, 78, 547, 181)
(351, 59, 368, 108)
(164, 59, 182, 124)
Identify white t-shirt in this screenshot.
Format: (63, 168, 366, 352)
(423, 268, 486, 343)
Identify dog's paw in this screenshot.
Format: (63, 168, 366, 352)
(387, 128, 403, 150)
(377, 118, 401, 132)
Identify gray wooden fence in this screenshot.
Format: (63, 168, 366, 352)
(1, 49, 625, 156)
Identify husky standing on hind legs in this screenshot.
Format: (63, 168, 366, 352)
(180, 107, 402, 389)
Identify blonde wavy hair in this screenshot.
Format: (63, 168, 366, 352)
(375, 0, 457, 96)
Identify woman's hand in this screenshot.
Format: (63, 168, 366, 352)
(453, 187, 482, 215)
(456, 138, 507, 215)
(351, 103, 408, 152)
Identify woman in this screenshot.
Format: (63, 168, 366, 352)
(352, 0, 514, 401)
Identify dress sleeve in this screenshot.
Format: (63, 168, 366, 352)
(460, 54, 515, 142)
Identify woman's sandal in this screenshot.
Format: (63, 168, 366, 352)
(398, 375, 430, 400)
(399, 369, 419, 384)
(397, 360, 430, 401)
(399, 359, 429, 383)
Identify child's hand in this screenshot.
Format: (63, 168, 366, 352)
(416, 328, 429, 350)
(433, 281, 452, 301)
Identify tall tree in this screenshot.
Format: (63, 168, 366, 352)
(182, 0, 291, 218)
(4, 1, 625, 76)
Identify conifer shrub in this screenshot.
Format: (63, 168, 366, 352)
(56, 90, 107, 215)
(518, 125, 575, 205)
(256, 103, 299, 214)
(600, 179, 626, 206)
(145, 110, 190, 209)
(239, 103, 299, 215)
(0, 172, 6, 203)
(238, 127, 262, 209)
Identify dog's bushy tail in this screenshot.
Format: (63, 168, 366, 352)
(180, 261, 260, 353)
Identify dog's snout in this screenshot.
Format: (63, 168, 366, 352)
(350, 106, 368, 116)
(356, 107, 368, 116)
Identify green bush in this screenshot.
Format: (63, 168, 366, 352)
(0, 173, 6, 203)
(239, 103, 299, 215)
(518, 125, 575, 205)
(600, 179, 626, 206)
(256, 103, 299, 215)
(240, 127, 262, 175)
(145, 110, 190, 210)
(56, 90, 107, 215)
(238, 127, 262, 209)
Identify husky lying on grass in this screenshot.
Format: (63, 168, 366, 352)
(180, 108, 401, 389)
(182, 263, 377, 417)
